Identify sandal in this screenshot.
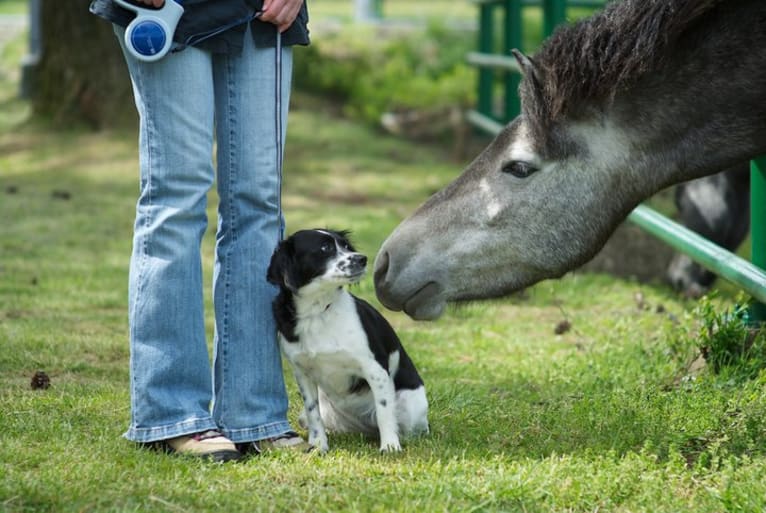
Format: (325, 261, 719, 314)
(236, 430, 313, 456)
(161, 430, 242, 462)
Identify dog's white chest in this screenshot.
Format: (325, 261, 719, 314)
(280, 292, 374, 396)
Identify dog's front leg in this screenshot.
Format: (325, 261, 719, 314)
(364, 365, 401, 452)
(292, 366, 329, 453)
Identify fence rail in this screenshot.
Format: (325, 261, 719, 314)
(629, 206, 766, 306)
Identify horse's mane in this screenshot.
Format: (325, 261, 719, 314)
(521, 0, 725, 136)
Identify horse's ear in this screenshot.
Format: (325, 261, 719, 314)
(512, 49, 539, 82)
(512, 48, 548, 119)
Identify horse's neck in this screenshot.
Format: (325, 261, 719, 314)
(615, 1, 766, 187)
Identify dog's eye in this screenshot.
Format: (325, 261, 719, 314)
(320, 243, 333, 254)
(501, 161, 538, 178)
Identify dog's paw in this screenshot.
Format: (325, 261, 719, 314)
(309, 434, 329, 454)
(312, 441, 329, 454)
(379, 439, 402, 453)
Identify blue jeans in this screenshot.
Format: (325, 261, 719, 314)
(116, 26, 293, 443)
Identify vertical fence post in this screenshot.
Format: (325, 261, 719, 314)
(504, 0, 523, 120)
(478, 4, 496, 120)
(372, 0, 383, 19)
(750, 157, 766, 324)
(542, 0, 567, 37)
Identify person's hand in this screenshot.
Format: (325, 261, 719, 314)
(261, 0, 304, 33)
(134, 0, 164, 7)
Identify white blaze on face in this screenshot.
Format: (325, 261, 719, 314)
(480, 178, 502, 220)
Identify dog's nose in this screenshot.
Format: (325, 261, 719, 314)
(352, 254, 368, 267)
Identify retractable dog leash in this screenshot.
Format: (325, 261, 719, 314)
(113, 0, 185, 62)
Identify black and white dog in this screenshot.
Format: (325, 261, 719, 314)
(267, 229, 429, 452)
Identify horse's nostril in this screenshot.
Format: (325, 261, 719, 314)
(374, 251, 390, 285)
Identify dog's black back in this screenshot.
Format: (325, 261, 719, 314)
(353, 296, 424, 391)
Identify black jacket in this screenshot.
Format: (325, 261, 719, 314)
(89, 0, 309, 54)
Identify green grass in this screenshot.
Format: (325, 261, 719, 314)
(2, 17, 766, 513)
(309, 0, 476, 25)
(0, 0, 26, 16)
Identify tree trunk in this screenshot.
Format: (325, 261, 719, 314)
(32, 0, 135, 128)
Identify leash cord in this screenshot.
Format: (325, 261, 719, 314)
(275, 29, 283, 181)
(275, 29, 285, 237)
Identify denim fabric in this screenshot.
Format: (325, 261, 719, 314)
(116, 25, 293, 443)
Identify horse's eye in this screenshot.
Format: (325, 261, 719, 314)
(501, 161, 538, 178)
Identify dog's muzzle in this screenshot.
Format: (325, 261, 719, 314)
(341, 253, 368, 279)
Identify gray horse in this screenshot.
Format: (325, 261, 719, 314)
(374, 0, 766, 320)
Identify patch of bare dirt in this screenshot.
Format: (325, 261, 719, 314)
(579, 219, 676, 284)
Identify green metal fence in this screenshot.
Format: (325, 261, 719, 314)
(466, 0, 766, 323)
(467, 0, 604, 129)
(750, 158, 766, 320)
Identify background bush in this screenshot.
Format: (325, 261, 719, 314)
(293, 22, 476, 126)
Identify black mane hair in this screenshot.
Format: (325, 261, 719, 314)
(519, 0, 725, 138)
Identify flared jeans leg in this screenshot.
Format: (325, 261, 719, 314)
(210, 34, 294, 443)
(118, 27, 293, 443)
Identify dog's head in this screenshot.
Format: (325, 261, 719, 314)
(267, 229, 368, 293)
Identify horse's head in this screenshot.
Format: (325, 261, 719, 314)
(373, 54, 649, 319)
(374, 0, 766, 320)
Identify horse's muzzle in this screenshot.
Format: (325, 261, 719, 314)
(373, 250, 446, 320)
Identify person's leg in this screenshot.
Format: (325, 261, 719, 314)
(210, 29, 294, 443)
(118, 31, 220, 444)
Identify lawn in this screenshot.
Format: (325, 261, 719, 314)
(2, 7, 766, 513)
(0, 0, 26, 16)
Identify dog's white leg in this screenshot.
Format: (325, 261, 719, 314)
(395, 386, 430, 436)
(292, 366, 329, 453)
(363, 364, 401, 452)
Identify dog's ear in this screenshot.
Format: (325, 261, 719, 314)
(267, 240, 290, 286)
(267, 239, 298, 291)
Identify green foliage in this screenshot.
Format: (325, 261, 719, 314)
(0, 0, 26, 15)
(695, 294, 766, 379)
(293, 23, 475, 125)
